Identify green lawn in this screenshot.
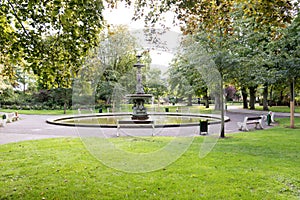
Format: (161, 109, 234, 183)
(0, 105, 214, 115)
(255, 105, 300, 113)
(0, 109, 75, 115)
(0, 118, 299, 199)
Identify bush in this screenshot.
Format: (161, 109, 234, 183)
(20, 105, 31, 110)
(11, 104, 20, 110)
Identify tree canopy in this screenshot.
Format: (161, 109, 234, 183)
(1, 0, 104, 89)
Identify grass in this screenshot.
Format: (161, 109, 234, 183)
(0, 105, 214, 115)
(0, 109, 75, 115)
(0, 118, 299, 199)
(255, 106, 300, 113)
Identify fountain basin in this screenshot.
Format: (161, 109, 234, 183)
(46, 112, 230, 128)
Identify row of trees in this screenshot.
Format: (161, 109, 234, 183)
(109, 0, 300, 136)
(168, 11, 300, 111)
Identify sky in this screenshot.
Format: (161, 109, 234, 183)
(102, 2, 182, 74)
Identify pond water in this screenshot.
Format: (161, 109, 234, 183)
(60, 115, 210, 125)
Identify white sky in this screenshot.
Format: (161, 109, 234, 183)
(103, 2, 182, 74)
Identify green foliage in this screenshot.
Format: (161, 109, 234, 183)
(74, 26, 146, 105)
(1, 0, 104, 89)
(276, 12, 300, 79)
(0, 88, 72, 110)
(145, 68, 167, 100)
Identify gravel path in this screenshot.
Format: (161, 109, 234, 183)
(0, 108, 293, 145)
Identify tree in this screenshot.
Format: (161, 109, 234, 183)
(0, 64, 12, 94)
(75, 26, 144, 109)
(1, 0, 104, 89)
(145, 68, 167, 105)
(108, 0, 296, 137)
(276, 11, 300, 128)
(168, 38, 212, 108)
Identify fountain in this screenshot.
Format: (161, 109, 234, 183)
(46, 55, 229, 136)
(126, 55, 152, 120)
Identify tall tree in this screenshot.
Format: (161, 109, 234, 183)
(75, 26, 143, 108)
(145, 68, 167, 106)
(1, 0, 104, 89)
(276, 11, 300, 128)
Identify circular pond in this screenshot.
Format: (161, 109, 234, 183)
(46, 112, 230, 128)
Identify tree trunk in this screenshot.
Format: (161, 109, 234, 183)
(64, 89, 67, 114)
(249, 86, 257, 110)
(220, 78, 225, 138)
(262, 83, 269, 111)
(204, 88, 209, 108)
(269, 86, 273, 101)
(241, 87, 248, 109)
(214, 91, 221, 110)
(290, 78, 295, 128)
(187, 94, 192, 106)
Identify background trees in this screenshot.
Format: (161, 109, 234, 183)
(1, 0, 104, 111)
(108, 0, 299, 137)
(2, 0, 104, 88)
(72, 25, 153, 110)
(145, 68, 167, 105)
(0, 0, 299, 131)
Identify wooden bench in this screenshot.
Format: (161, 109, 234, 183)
(117, 120, 155, 137)
(237, 116, 263, 131)
(5, 112, 19, 123)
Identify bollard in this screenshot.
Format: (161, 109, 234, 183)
(267, 112, 271, 126)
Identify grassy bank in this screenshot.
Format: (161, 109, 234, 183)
(0, 118, 299, 199)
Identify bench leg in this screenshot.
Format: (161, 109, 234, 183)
(117, 125, 120, 137)
(258, 120, 263, 129)
(151, 124, 155, 136)
(241, 123, 248, 131)
(237, 122, 243, 130)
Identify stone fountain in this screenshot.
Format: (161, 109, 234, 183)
(127, 55, 152, 120)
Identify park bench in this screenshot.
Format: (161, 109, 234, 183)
(5, 112, 19, 123)
(237, 116, 264, 131)
(117, 120, 155, 137)
(0, 114, 7, 127)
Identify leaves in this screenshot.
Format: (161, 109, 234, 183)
(1, 0, 104, 89)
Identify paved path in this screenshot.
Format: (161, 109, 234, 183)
(0, 108, 296, 145)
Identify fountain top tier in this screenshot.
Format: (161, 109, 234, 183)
(133, 55, 146, 94)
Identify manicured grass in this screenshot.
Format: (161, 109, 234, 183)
(0, 109, 75, 115)
(0, 105, 214, 115)
(255, 106, 300, 113)
(0, 118, 299, 199)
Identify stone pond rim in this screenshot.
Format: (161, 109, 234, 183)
(46, 112, 230, 128)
